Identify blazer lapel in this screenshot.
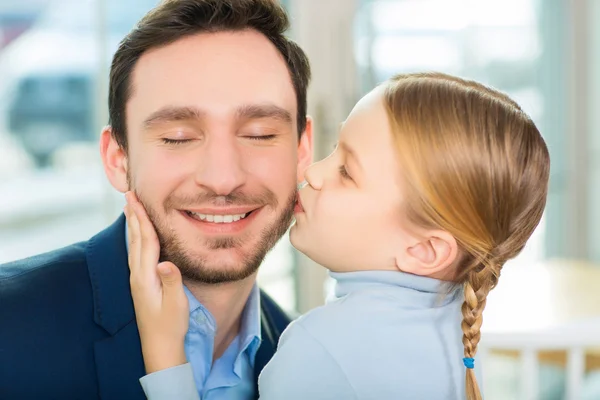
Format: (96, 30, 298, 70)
(86, 214, 146, 400)
(252, 296, 280, 399)
(254, 317, 276, 382)
(93, 321, 146, 399)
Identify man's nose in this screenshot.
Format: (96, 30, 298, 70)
(194, 137, 246, 196)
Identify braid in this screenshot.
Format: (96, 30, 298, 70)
(382, 72, 549, 400)
(461, 261, 495, 400)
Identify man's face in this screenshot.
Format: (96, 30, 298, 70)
(102, 30, 312, 284)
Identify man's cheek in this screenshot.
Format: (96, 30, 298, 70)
(252, 157, 297, 187)
(138, 157, 185, 184)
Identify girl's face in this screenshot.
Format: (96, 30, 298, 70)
(291, 88, 415, 272)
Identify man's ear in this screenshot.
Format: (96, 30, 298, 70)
(395, 229, 459, 279)
(297, 116, 313, 183)
(99, 126, 129, 193)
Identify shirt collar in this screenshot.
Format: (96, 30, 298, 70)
(329, 270, 461, 308)
(182, 284, 262, 365)
(238, 284, 262, 365)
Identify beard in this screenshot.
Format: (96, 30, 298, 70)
(128, 173, 296, 284)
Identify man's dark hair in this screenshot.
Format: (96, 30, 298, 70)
(108, 0, 311, 151)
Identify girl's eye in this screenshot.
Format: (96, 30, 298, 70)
(339, 165, 352, 180)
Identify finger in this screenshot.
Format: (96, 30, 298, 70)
(125, 190, 138, 206)
(126, 191, 144, 211)
(129, 197, 160, 277)
(125, 198, 142, 275)
(124, 204, 136, 245)
(124, 205, 134, 272)
(157, 262, 189, 314)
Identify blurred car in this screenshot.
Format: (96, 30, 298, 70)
(0, 0, 158, 167)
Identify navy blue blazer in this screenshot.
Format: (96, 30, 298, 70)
(0, 215, 291, 400)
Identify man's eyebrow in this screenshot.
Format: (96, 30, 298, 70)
(142, 106, 205, 129)
(142, 104, 293, 130)
(235, 104, 293, 124)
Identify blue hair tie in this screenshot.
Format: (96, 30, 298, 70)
(463, 357, 475, 369)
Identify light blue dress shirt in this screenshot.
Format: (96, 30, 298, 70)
(139, 285, 261, 399)
(125, 225, 262, 399)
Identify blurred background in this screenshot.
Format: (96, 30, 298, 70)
(1, 0, 599, 398)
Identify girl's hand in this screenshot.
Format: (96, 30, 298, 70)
(124, 191, 189, 374)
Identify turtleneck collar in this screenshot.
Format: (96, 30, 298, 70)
(329, 270, 462, 308)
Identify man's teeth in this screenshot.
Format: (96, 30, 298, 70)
(186, 211, 249, 223)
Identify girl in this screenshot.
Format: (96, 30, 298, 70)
(125, 72, 549, 399)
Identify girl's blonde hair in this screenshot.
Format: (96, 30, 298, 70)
(383, 72, 550, 400)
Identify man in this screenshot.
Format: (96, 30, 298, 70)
(0, 0, 313, 399)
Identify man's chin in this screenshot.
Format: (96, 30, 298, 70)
(178, 262, 260, 285)
(162, 247, 262, 284)
(193, 250, 248, 270)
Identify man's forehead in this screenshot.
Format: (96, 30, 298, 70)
(132, 31, 292, 85)
(127, 31, 297, 114)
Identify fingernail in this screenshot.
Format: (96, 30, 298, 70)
(158, 264, 171, 275)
